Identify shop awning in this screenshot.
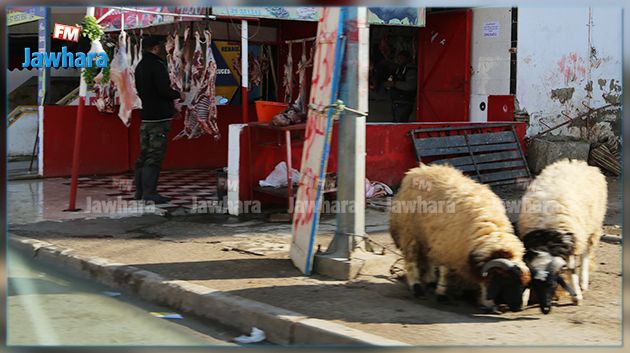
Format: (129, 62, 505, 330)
(212, 7, 426, 27)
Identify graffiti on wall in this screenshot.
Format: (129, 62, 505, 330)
(517, 8, 622, 145)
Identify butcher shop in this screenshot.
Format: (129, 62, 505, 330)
(7, 6, 621, 216)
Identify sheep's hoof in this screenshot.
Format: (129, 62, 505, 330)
(480, 305, 501, 314)
(412, 284, 427, 298)
(436, 294, 457, 306)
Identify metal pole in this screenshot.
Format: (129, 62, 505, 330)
(36, 7, 49, 177)
(322, 7, 368, 258)
(241, 19, 249, 123)
(67, 6, 95, 211)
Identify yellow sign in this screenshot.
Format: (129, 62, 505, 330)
(213, 41, 241, 103)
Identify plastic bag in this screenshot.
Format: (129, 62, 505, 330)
(259, 162, 300, 188)
(365, 178, 394, 199)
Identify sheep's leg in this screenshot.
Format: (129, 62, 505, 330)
(568, 255, 584, 305)
(422, 265, 438, 293)
(404, 260, 424, 297)
(581, 232, 600, 291)
(403, 242, 429, 298)
(580, 253, 590, 292)
(522, 287, 531, 306)
(435, 266, 450, 303)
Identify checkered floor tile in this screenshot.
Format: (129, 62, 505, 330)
(64, 169, 221, 212)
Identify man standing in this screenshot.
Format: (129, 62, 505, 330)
(385, 50, 417, 123)
(134, 36, 181, 204)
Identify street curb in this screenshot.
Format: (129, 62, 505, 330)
(9, 235, 408, 346)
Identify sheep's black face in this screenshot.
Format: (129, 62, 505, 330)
(524, 250, 565, 314)
(486, 267, 525, 312)
(530, 271, 559, 314)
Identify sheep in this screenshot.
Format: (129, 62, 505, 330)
(518, 159, 607, 314)
(390, 163, 531, 312)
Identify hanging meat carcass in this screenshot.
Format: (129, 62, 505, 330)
(283, 42, 294, 103)
(109, 30, 142, 126)
(182, 27, 193, 92)
(166, 31, 185, 112)
(93, 39, 116, 114)
(232, 53, 265, 87)
(202, 29, 220, 139)
(174, 29, 220, 140)
(93, 72, 116, 114)
(293, 40, 314, 112)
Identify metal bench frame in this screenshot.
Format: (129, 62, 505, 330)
(410, 123, 531, 186)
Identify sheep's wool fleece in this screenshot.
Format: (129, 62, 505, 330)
(390, 164, 527, 282)
(518, 159, 607, 256)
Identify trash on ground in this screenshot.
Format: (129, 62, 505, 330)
(102, 291, 121, 297)
(365, 179, 393, 199)
(233, 327, 266, 344)
(259, 162, 300, 188)
(222, 247, 265, 256)
(150, 312, 183, 319)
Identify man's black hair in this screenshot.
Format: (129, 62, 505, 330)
(142, 36, 164, 50)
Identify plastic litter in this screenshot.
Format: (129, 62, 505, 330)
(102, 291, 121, 297)
(150, 312, 183, 319)
(259, 162, 300, 188)
(365, 178, 393, 199)
(233, 327, 266, 344)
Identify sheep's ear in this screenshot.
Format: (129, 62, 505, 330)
(518, 266, 532, 285)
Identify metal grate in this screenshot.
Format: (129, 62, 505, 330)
(410, 124, 531, 186)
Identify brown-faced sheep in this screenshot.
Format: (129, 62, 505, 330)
(390, 164, 531, 312)
(518, 159, 607, 314)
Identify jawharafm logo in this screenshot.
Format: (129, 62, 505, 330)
(22, 46, 108, 69)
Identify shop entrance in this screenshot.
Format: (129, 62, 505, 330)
(367, 9, 472, 123)
(417, 9, 472, 122)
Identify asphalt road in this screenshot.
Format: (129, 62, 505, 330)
(7, 248, 242, 346)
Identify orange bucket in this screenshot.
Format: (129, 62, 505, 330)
(255, 101, 289, 123)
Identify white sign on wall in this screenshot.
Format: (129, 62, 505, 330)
(483, 21, 500, 37)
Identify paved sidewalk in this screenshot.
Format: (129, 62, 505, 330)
(9, 211, 622, 345)
(7, 177, 623, 345)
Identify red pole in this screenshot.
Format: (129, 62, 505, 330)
(67, 96, 85, 211)
(242, 87, 249, 123)
(66, 7, 94, 211)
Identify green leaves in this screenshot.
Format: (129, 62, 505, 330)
(81, 15, 104, 42)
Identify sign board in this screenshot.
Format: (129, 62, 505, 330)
(367, 7, 426, 27)
(213, 6, 426, 27)
(212, 7, 320, 21)
(483, 21, 500, 37)
(212, 41, 241, 104)
(7, 7, 45, 26)
(290, 8, 346, 275)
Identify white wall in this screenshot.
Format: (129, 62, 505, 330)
(517, 8, 622, 142)
(469, 8, 512, 122)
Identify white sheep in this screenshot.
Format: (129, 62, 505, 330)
(390, 164, 531, 312)
(518, 159, 607, 314)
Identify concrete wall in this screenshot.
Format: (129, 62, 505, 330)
(9, 68, 80, 94)
(8, 111, 38, 157)
(469, 8, 512, 122)
(516, 8, 622, 142)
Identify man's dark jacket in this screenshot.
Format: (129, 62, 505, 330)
(134, 52, 180, 121)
